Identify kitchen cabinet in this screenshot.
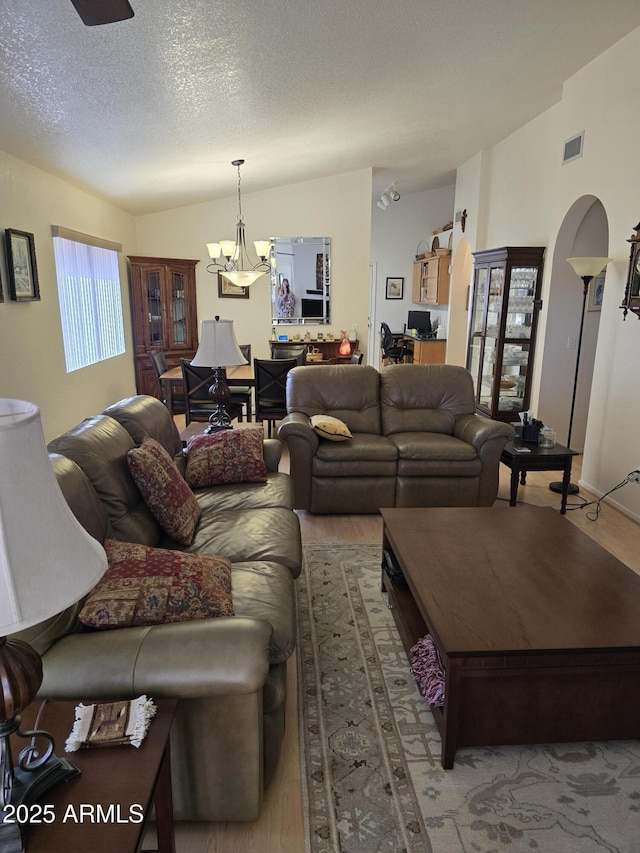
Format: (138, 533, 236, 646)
(466, 247, 544, 422)
(412, 251, 450, 305)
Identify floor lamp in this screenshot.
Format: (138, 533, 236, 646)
(549, 256, 612, 495)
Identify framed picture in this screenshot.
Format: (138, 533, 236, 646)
(217, 272, 249, 299)
(5, 229, 40, 301)
(588, 273, 605, 312)
(385, 277, 404, 300)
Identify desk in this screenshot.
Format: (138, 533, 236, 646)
(500, 439, 579, 514)
(381, 333, 446, 366)
(160, 364, 254, 414)
(9, 698, 177, 853)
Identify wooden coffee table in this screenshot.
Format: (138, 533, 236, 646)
(381, 506, 640, 769)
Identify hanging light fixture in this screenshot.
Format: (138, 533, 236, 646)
(206, 159, 271, 287)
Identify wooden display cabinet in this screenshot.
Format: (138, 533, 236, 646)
(466, 246, 544, 422)
(412, 251, 450, 305)
(128, 256, 199, 398)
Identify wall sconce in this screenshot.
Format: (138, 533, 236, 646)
(377, 184, 400, 211)
(621, 222, 640, 320)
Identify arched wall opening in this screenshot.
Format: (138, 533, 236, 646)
(537, 196, 609, 453)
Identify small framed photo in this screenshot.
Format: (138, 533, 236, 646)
(385, 277, 404, 300)
(218, 272, 249, 299)
(5, 229, 40, 301)
(588, 273, 605, 312)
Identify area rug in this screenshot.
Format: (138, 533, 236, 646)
(297, 544, 640, 853)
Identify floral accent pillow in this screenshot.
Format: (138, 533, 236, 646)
(185, 429, 268, 488)
(79, 540, 233, 630)
(127, 437, 201, 545)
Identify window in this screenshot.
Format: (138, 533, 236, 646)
(52, 228, 125, 372)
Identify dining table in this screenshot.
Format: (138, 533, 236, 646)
(159, 363, 255, 415)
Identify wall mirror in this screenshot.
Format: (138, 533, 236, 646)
(271, 237, 331, 324)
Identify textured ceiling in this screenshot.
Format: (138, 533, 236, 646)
(1, 0, 640, 215)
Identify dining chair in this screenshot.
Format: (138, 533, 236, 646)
(270, 344, 307, 366)
(148, 349, 185, 414)
(181, 359, 245, 428)
(254, 358, 298, 437)
(228, 344, 253, 421)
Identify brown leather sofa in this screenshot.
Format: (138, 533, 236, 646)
(278, 363, 514, 513)
(16, 395, 301, 822)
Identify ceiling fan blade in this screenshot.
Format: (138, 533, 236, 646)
(70, 0, 134, 26)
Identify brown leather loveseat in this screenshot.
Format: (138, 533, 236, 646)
(278, 363, 513, 513)
(17, 395, 301, 823)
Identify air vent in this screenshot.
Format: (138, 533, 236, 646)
(563, 131, 584, 164)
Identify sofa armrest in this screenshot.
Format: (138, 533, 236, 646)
(454, 414, 514, 452)
(277, 414, 319, 510)
(39, 617, 272, 701)
(455, 414, 514, 505)
(263, 438, 282, 472)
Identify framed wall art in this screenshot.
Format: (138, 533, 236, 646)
(218, 272, 249, 299)
(385, 276, 404, 300)
(588, 273, 605, 312)
(5, 229, 40, 301)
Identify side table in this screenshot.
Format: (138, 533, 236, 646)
(8, 698, 177, 853)
(500, 439, 579, 514)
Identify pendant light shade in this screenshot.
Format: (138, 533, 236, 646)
(206, 160, 270, 286)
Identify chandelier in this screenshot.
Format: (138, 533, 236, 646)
(206, 159, 271, 287)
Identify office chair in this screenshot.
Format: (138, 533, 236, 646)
(381, 323, 409, 364)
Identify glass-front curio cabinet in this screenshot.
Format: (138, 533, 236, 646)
(466, 247, 544, 422)
(128, 256, 199, 398)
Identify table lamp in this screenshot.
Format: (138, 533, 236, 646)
(0, 399, 107, 848)
(191, 316, 247, 432)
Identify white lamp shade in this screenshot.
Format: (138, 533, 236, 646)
(566, 257, 612, 278)
(253, 240, 271, 259)
(207, 242, 222, 260)
(191, 318, 247, 367)
(221, 269, 267, 287)
(0, 400, 107, 635)
(219, 240, 237, 259)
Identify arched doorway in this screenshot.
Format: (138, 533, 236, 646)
(537, 196, 609, 452)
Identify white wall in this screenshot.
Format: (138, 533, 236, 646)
(0, 151, 137, 441)
(134, 169, 372, 359)
(452, 25, 640, 522)
(370, 185, 455, 352)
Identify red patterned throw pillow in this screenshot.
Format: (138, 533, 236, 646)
(127, 436, 201, 545)
(79, 540, 233, 629)
(185, 429, 268, 488)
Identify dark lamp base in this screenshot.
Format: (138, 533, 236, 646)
(549, 481, 579, 495)
(0, 757, 79, 853)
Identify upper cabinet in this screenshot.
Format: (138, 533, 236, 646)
(128, 256, 199, 398)
(412, 250, 450, 305)
(466, 247, 544, 421)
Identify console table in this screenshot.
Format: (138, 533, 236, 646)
(270, 338, 358, 363)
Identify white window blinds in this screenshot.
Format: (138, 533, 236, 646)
(53, 231, 125, 373)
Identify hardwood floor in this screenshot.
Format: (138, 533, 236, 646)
(169, 422, 640, 851)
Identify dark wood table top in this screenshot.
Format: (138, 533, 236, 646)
(502, 438, 579, 461)
(381, 506, 640, 657)
(13, 698, 177, 852)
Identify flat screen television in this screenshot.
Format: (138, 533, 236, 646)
(407, 310, 432, 336)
